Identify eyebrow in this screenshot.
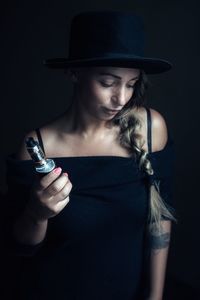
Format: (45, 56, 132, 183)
(98, 72, 139, 81)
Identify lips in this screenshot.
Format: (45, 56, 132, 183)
(103, 107, 121, 115)
(106, 108, 121, 112)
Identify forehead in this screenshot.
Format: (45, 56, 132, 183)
(93, 66, 140, 77)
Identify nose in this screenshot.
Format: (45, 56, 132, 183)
(111, 86, 129, 107)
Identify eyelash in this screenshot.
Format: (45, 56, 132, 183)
(100, 82, 135, 88)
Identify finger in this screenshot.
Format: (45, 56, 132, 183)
(53, 180, 73, 203)
(37, 167, 63, 190)
(43, 173, 70, 198)
(53, 195, 71, 214)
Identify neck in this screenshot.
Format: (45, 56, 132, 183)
(64, 91, 116, 140)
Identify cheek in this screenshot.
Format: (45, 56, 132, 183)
(90, 84, 110, 103)
(128, 86, 136, 98)
(121, 89, 134, 104)
(129, 89, 135, 99)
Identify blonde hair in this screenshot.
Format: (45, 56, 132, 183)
(112, 70, 177, 234)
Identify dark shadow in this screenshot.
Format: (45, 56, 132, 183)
(164, 276, 200, 300)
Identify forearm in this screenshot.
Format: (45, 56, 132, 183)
(148, 221, 172, 300)
(13, 208, 48, 245)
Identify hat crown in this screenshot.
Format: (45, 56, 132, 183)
(44, 10, 172, 74)
(69, 11, 145, 59)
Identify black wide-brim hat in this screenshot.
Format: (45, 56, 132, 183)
(44, 11, 173, 74)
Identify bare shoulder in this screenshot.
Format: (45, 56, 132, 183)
(150, 107, 168, 151)
(16, 113, 67, 160)
(133, 106, 168, 152)
(16, 125, 58, 161)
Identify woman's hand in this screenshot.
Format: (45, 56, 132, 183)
(24, 167, 72, 222)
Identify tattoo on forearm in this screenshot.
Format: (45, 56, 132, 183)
(150, 232, 170, 250)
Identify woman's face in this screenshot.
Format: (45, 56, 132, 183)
(73, 66, 140, 120)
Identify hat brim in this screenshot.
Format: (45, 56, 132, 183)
(43, 56, 173, 74)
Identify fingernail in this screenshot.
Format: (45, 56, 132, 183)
(63, 172, 68, 176)
(53, 167, 62, 174)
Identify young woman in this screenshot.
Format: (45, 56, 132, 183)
(5, 11, 176, 300)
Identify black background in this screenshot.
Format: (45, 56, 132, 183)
(1, 0, 200, 298)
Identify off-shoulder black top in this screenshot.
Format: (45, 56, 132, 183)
(4, 107, 176, 300)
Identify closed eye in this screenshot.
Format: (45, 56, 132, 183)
(100, 82, 114, 87)
(100, 82, 135, 88)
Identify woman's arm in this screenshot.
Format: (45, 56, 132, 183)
(146, 108, 173, 299)
(147, 220, 171, 300)
(11, 132, 49, 245)
(12, 131, 71, 246)
(13, 209, 48, 245)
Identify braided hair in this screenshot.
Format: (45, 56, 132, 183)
(112, 70, 177, 234)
